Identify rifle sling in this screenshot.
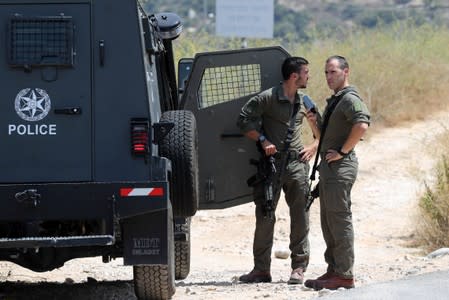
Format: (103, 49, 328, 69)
(309, 91, 352, 181)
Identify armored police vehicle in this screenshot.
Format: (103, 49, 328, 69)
(0, 0, 290, 299)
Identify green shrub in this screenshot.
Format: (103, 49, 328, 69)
(417, 152, 449, 250)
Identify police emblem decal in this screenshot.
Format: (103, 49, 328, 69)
(15, 88, 51, 122)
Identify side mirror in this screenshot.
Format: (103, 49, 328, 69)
(177, 58, 193, 101)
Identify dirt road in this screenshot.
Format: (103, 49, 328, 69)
(1, 112, 449, 299)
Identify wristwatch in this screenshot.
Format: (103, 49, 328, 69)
(337, 148, 349, 157)
(258, 135, 267, 143)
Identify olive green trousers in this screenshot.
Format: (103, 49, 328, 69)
(252, 159, 310, 272)
(318, 153, 358, 279)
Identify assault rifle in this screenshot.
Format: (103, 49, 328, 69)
(246, 101, 301, 219)
(247, 128, 299, 219)
(247, 154, 277, 219)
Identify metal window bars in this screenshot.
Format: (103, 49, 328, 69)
(198, 64, 261, 109)
(8, 16, 75, 68)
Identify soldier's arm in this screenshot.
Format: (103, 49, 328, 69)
(306, 110, 321, 140)
(299, 110, 321, 161)
(237, 93, 265, 133)
(341, 95, 370, 154)
(326, 96, 370, 162)
(244, 130, 276, 156)
(325, 122, 368, 162)
(339, 122, 369, 154)
(237, 91, 277, 156)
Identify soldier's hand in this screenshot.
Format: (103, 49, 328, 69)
(325, 149, 343, 163)
(262, 140, 277, 156)
(299, 144, 316, 162)
(306, 111, 317, 122)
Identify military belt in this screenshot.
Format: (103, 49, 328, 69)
(274, 150, 303, 161)
(319, 150, 354, 158)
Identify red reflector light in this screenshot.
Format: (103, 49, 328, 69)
(131, 119, 149, 157)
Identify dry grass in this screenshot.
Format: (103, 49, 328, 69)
(415, 124, 449, 251)
(415, 129, 449, 251)
(175, 22, 449, 131)
(290, 22, 449, 129)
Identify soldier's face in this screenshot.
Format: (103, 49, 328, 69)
(325, 59, 348, 92)
(295, 65, 309, 89)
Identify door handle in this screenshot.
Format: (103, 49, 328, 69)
(220, 133, 244, 138)
(99, 40, 105, 66)
(54, 107, 82, 115)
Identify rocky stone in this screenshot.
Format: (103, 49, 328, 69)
(274, 248, 290, 259)
(427, 248, 449, 259)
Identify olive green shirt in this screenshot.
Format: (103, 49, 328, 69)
(321, 86, 371, 154)
(237, 84, 309, 152)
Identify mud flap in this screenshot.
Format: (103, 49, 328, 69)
(122, 206, 173, 265)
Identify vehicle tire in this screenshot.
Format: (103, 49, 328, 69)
(133, 206, 175, 300)
(159, 110, 199, 217)
(175, 217, 191, 280)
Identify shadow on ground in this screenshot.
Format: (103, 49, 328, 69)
(0, 280, 136, 300)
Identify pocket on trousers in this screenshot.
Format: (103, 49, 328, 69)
(323, 158, 358, 183)
(323, 181, 353, 213)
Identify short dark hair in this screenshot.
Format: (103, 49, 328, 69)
(326, 55, 349, 70)
(282, 56, 309, 80)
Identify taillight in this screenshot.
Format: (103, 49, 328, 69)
(131, 118, 149, 158)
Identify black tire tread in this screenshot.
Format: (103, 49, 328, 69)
(159, 110, 199, 217)
(174, 218, 191, 280)
(175, 241, 190, 280)
(133, 265, 175, 300)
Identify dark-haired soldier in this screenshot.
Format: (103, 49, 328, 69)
(305, 56, 370, 290)
(237, 57, 320, 284)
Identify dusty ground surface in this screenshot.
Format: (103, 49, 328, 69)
(0, 111, 449, 300)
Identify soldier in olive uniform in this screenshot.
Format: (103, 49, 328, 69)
(237, 57, 320, 284)
(305, 56, 370, 290)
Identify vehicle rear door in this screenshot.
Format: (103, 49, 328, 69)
(0, 3, 92, 183)
(180, 46, 289, 209)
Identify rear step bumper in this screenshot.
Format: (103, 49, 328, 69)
(0, 181, 169, 221)
(0, 235, 114, 248)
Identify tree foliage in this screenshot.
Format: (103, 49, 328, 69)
(140, 0, 449, 42)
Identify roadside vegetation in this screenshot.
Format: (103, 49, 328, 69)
(416, 130, 449, 251)
(174, 21, 449, 127)
(171, 20, 449, 252)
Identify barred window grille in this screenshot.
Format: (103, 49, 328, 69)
(198, 64, 261, 109)
(8, 16, 74, 67)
